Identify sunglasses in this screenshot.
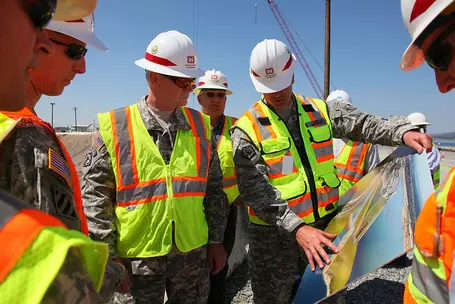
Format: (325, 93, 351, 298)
(24, 0, 56, 30)
(424, 21, 455, 71)
(161, 74, 196, 89)
(49, 38, 88, 60)
(205, 92, 226, 98)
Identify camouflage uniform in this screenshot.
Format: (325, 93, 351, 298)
(82, 97, 228, 304)
(231, 97, 418, 304)
(0, 115, 123, 301)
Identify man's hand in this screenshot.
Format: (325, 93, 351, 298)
(114, 259, 132, 294)
(207, 243, 227, 275)
(403, 131, 433, 154)
(295, 225, 339, 272)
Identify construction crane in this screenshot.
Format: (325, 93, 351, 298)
(267, 0, 324, 99)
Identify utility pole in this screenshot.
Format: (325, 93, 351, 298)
(50, 102, 55, 127)
(73, 107, 78, 132)
(324, 0, 331, 100)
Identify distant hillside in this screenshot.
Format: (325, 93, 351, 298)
(432, 132, 455, 140)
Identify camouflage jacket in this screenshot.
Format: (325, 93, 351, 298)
(0, 118, 83, 231)
(81, 97, 228, 258)
(231, 96, 418, 234)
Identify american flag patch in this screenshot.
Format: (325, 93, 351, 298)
(92, 132, 104, 150)
(48, 149, 72, 187)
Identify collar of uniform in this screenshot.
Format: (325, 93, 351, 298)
(212, 114, 225, 134)
(137, 97, 192, 132)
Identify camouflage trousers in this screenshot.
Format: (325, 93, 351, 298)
(248, 224, 345, 304)
(112, 245, 210, 304)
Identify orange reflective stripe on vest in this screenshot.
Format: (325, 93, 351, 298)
(0, 206, 65, 282)
(1, 108, 88, 235)
(109, 106, 210, 206)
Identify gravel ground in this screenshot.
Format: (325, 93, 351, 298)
(226, 253, 412, 304)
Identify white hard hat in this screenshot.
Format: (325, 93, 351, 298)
(135, 30, 204, 79)
(249, 39, 296, 93)
(407, 112, 431, 125)
(326, 89, 352, 105)
(400, 0, 455, 70)
(47, 14, 108, 51)
(193, 70, 233, 95)
(54, 0, 97, 21)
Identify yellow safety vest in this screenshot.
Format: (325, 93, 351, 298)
(234, 94, 340, 225)
(98, 104, 212, 258)
(334, 140, 371, 197)
(0, 113, 108, 303)
(217, 116, 240, 205)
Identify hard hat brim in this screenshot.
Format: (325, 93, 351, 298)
(53, 0, 97, 21)
(249, 68, 294, 94)
(193, 83, 233, 95)
(135, 58, 204, 78)
(47, 21, 108, 51)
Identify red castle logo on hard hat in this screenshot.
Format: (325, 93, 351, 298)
(187, 56, 195, 64)
(211, 75, 219, 80)
(410, 0, 436, 22)
(265, 68, 275, 75)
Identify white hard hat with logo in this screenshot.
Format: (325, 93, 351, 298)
(400, 0, 455, 70)
(54, 0, 98, 21)
(193, 70, 233, 95)
(327, 89, 352, 105)
(47, 14, 108, 51)
(407, 112, 431, 125)
(249, 39, 296, 93)
(135, 30, 204, 79)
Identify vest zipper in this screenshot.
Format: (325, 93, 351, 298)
(264, 99, 321, 222)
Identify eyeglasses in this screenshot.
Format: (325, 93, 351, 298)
(24, 0, 56, 30)
(424, 21, 455, 71)
(49, 38, 88, 60)
(205, 92, 226, 99)
(161, 74, 196, 89)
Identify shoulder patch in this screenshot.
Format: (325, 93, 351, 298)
(83, 151, 93, 167)
(48, 148, 72, 187)
(242, 146, 256, 160)
(92, 132, 104, 151)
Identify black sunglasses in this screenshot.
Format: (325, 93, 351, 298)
(205, 92, 226, 98)
(161, 74, 196, 89)
(424, 21, 455, 71)
(24, 0, 56, 30)
(49, 38, 88, 60)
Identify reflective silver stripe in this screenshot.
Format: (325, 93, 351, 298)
(0, 190, 29, 229)
(349, 143, 365, 168)
(113, 108, 135, 186)
(339, 167, 363, 181)
(185, 108, 210, 178)
(314, 144, 333, 162)
(249, 107, 274, 140)
(223, 177, 238, 188)
(173, 179, 207, 195)
(317, 188, 338, 206)
(267, 161, 282, 175)
(289, 195, 313, 216)
(412, 255, 449, 304)
(116, 181, 168, 203)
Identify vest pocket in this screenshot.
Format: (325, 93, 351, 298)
(260, 137, 291, 155)
(307, 124, 331, 143)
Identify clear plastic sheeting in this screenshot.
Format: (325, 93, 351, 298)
(294, 147, 433, 304)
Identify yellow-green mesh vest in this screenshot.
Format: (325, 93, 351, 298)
(0, 192, 108, 304)
(98, 104, 211, 258)
(334, 140, 370, 197)
(234, 94, 340, 225)
(217, 116, 240, 205)
(0, 112, 18, 142)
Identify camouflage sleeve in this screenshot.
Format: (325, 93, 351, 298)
(328, 101, 418, 146)
(231, 127, 304, 234)
(41, 247, 100, 304)
(81, 133, 118, 257)
(204, 132, 229, 244)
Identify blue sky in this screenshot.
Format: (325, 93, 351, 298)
(36, 0, 454, 133)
